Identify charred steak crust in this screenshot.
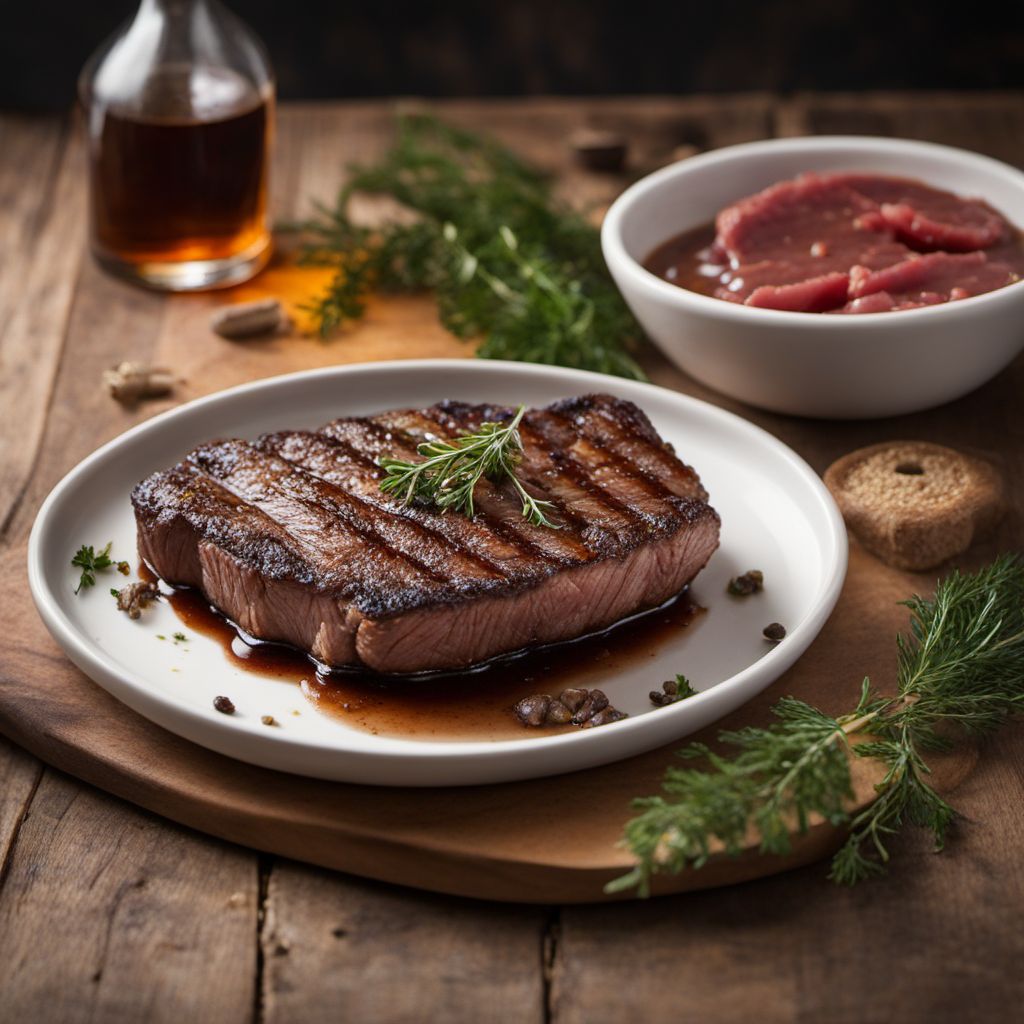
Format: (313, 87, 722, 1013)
(131, 395, 721, 673)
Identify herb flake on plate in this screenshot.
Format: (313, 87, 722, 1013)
(71, 542, 129, 594)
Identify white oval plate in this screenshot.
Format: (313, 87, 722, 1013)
(28, 360, 846, 786)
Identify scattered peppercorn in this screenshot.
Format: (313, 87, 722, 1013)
(572, 688, 609, 725)
(558, 688, 588, 713)
(261, 715, 278, 727)
(582, 707, 629, 728)
(111, 580, 160, 619)
(763, 622, 787, 642)
(213, 696, 236, 715)
(649, 674, 698, 707)
(544, 700, 573, 724)
(727, 569, 764, 596)
(514, 694, 551, 727)
(515, 687, 628, 729)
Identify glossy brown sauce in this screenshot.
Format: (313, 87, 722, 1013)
(644, 220, 1024, 306)
(164, 583, 702, 741)
(644, 221, 722, 297)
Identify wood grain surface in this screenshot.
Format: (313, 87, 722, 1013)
(0, 94, 1022, 1022)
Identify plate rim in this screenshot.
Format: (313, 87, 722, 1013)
(27, 359, 848, 777)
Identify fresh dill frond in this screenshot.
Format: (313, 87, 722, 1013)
(379, 404, 559, 528)
(71, 542, 129, 594)
(611, 555, 1024, 896)
(290, 114, 645, 380)
(607, 698, 854, 896)
(830, 555, 1024, 883)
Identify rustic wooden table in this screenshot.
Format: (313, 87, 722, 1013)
(1, 93, 1023, 1023)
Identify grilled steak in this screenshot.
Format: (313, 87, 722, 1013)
(132, 395, 721, 673)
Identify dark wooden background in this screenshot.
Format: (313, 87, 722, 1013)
(3, 1, 1023, 111)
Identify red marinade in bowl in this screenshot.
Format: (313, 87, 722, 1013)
(644, 172, 1024, 314)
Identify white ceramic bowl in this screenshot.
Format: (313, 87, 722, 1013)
(602, 136, 1024, 418)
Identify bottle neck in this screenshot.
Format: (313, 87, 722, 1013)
(139, 0, 209, 15)
(82, 0, 272, 117)
(129, 0, 220, 68)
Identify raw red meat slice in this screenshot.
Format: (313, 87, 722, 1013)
(848, 251, 1015, 303)
(821, 173, 1007, 251)
(745, 272, 850, 312)
(830, 291, 945, 314)
(715, 174, 889, 263)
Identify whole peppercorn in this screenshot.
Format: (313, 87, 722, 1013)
(728, 570, 764, 597)
(213, 695, 236, 715)
(763, 622, 787, 643)
(514, 694, 552, 727)
(649, 675, 697, 707)
(544, 700, 573, 724)
(558, 688, 588, 713)
(514, 688, 627, 729)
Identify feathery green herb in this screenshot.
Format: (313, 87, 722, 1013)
(71, 542, 129, 594)
(379, 404, 559, 528)
(291, 115, 645, 379)
(610, 555, 1024, 896)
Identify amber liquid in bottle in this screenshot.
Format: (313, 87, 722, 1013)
(89, 66, 271, 287)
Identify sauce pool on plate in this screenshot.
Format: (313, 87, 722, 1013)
(165, 584, 702, 741)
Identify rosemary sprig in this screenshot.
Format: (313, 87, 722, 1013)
(71, 542, 129, 594)
(610, 555, 1024, 895)
(290, 115, 645, 380)
(379, 404, 559, 528)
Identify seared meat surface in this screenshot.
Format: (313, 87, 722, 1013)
(132, 395, 721, 673)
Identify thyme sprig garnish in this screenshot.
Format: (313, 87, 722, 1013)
(72, 542, 129, 594)
(291, 115, 645, 380)
(610, 555, 1024, 895)
(379, 405, 559, 528)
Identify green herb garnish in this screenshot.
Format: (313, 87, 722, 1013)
(673, 674, 698, 699)
(379, 404, 559, 528)
(611, 555, 1024, 895)
(71, 542, 129, 594)
(291, 115, 645, 380)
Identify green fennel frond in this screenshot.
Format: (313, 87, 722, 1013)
(289, 114, 645, 380)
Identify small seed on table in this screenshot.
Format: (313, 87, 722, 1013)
(213, 695, 235, 715)
(103, 362, 176, 406)
(763, 622, 787, 642)
(210, 298, 287, 339)
(569, 129, 629, 172)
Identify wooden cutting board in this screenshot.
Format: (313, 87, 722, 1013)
(0, 529, 976, 903)
(0, 247, 1007, 904)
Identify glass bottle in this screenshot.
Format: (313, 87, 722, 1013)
(79, 0, 274, 291)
